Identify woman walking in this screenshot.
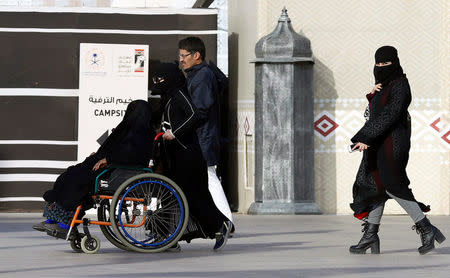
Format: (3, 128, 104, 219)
(349, 46, 445, 255)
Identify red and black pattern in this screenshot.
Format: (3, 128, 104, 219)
(350, 77, 429, 219)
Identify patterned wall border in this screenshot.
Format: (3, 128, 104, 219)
(234, 100, 449, 153)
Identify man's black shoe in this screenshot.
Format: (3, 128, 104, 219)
(213, 221, 231, 251)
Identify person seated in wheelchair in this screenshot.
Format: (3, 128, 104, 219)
(151, 62, 231, 251)
(33, 100, 155, 239)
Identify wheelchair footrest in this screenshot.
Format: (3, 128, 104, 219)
(47, 228, 74, 240)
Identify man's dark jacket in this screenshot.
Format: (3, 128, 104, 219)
(185, 61, 220, 166)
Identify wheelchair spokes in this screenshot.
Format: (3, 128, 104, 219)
(110, 174, 189, 252)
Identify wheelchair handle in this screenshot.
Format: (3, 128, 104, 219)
(154, 132, 164, 141)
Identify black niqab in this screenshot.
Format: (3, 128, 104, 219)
(151, 63, 186, 106)
(373, 46, 405, 85)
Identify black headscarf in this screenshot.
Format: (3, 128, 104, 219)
(373, 46, 405, 85)
(151, 63, 186, 106)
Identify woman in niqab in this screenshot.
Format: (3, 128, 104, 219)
(349, 46, 445, 255)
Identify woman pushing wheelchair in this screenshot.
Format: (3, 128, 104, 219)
(151, 62, 233, 251)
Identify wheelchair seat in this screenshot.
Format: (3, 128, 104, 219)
(94, 165, 152, 194)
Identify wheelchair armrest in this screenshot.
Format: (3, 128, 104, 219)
(106, 164, 153, 172)
(94, 168, 113, 194)
(93, 165, 153, 194)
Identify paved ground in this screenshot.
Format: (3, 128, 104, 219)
(0, 213, 449, 278)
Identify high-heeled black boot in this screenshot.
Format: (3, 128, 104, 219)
(413, 216, 446, 255)
(349, 222, 380, 254)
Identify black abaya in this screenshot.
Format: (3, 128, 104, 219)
(43, 100, 155, 211)
(167, 141, 225, 238)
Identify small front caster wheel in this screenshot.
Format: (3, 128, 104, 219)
(70, 233, 85, 253)
(81, 235, 101, 254)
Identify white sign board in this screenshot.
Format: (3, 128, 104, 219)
(78, 43, 149, 161)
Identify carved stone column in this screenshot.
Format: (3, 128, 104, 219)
(248, 8, 321, 215)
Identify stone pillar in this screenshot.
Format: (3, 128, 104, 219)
(248, 8, 321, 215)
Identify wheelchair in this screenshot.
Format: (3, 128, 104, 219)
(64, 163, 189, 254)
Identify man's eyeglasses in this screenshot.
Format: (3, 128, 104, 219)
(179, 52, 193, 59)
(152, 77, 164, 84)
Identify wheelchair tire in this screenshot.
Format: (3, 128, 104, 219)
(97, 200, 130, 251)
(81, 235, 101, 254)
(109, 173, 189, 253)
(70, 233, 85, 253)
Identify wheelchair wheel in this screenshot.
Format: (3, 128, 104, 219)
(97, 199, 130, 251)
(81, 235, 101, 254)
(109, 173, 189, 253)
(70, 232, 85, 253)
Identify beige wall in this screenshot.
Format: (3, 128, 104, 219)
(228, 0, 258, 212)
(229, 0, 450, 215)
